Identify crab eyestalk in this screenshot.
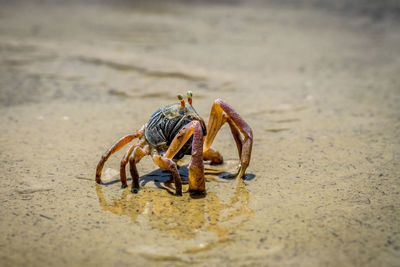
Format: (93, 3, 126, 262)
(187, 90, 193, 105)
(177, 94, 185, 109)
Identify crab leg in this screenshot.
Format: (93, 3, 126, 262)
(152, 154, 182, 196)
(202, 113, 227, 165)
(120, 142, 145, 188)
(129, 145, 150, 193)
(204, 99, 253, 178)
(188, 121, 205, 193)
(164, 120, 205, 193)
(226, 117, 243, 158)
(95, 129, 144, 184)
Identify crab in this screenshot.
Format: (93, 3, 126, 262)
(95, 91, 253, 195)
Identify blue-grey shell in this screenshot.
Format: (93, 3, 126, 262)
(144, 105, 193, 160)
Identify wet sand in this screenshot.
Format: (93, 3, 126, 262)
(0, 1, 399, 266)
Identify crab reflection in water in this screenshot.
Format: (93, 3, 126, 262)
(96, 162, 253, 242)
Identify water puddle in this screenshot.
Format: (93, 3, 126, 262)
(95, 161, 253, 259)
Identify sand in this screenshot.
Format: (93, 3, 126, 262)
(0, 0, 399, 266)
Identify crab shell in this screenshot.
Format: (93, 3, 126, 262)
(145, 103, 207, 160)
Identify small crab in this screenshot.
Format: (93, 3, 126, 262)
(95, 91, 253, 195)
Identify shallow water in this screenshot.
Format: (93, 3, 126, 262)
(0, 1, 399, 266)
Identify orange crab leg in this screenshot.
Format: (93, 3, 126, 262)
(202, 113, 227, 165)
(204, 99, 253, 178)
(120, 141, 145, 188)
(226, 117, 243, 158)
(152, 154, 182, 196)
(188, 121, 205, 193)
(95, 129, 144, 184)
(164, 120, 198, 159)
(129, 145, 150, 193)
(164, 120, 205, 193)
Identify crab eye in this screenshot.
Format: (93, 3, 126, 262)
(177, 94, 185, 108)
(187, 91, 193, 105)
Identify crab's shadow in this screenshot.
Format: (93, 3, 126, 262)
(140, 164, 255, 184)
(100, 164, 255, 192)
